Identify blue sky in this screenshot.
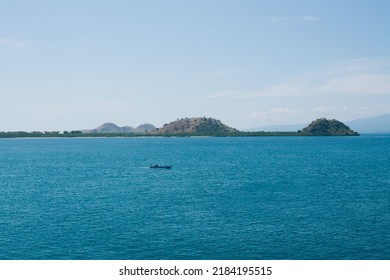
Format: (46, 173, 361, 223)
(1, 0, 390, 131)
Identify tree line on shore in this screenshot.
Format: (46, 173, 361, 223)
(0, 130, 301, 138)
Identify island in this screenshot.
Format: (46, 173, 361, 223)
(150, 117, 239, 135)
(0, 117, 359, 138)
(298, 118, 359, 136)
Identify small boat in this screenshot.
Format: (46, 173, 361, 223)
(150, 164, 172, 169)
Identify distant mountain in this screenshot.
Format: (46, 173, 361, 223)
(151, 117, 238, 134)
(299, 118, 358, 136)
(87, 122, 132, 133)
(118, 126, 135, 133)
(134, 123, 156, 133)
(82, 122, 155, 133)
(346, 114, 390, 134)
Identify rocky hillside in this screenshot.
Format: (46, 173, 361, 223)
(299, 118, 359, 136)
(151, 117, 239, 134)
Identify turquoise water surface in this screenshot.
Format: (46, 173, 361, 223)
(0, 136, 389, 259)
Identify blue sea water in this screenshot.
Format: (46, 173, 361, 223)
(0, 136, 389, 260)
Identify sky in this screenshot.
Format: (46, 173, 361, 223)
(1, 0, 390, 131)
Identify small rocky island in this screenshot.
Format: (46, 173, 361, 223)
(298, 118, 359, 136)
(150, 117, 239, 134)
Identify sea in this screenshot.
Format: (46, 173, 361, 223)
(0, 136, 389, 260)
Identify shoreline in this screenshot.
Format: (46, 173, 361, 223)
(0, 132, 363, 139)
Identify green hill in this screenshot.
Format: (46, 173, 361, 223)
(299, 118, 359, 136)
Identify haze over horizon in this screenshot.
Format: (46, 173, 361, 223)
(1, 0, 390, 131)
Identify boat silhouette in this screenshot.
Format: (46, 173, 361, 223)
(150, 164, 172, 169)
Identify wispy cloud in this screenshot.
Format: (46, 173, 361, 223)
(268, 16, 320, 23)
(207, 90, 244, 99)
(206, 66, 257, 78)
(316, 73, 390, 95)
(310, 104, 390, 121)
(208, 57, 390, 99)
(0, 37, 24, 48)
(311, 106, 332, 113)
(207, 85, 305, 99)
(232, 108, 306, 126)
(268, 16, 288, 23)
(311, 57, 390, 95)
(246, 108, 304, 120)
(237, 103, 390, 126)
(297, 16, 320, 22)
(246, 84, 306, 97)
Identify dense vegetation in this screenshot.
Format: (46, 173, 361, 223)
(298, 118, 359, 136)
